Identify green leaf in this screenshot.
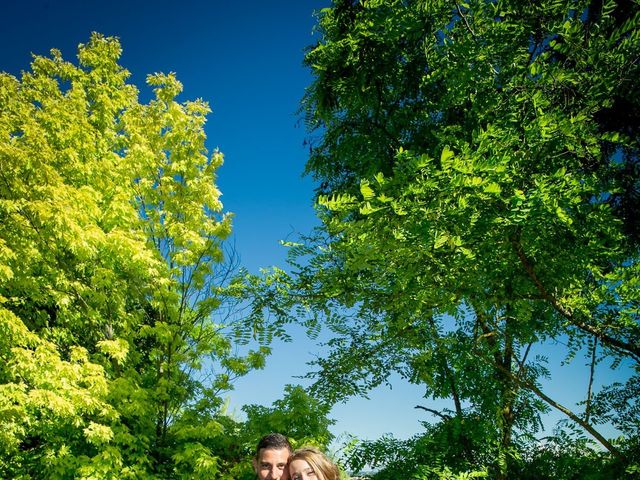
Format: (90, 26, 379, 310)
(360, 179, 375, 199)
(440, 146, 455, 168)
(484, 182, 502, 195)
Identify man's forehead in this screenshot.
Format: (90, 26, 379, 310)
(258, 447, 291, 462)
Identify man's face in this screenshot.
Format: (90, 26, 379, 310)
(253, 447, 290, 480)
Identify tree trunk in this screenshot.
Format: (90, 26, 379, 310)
(477, 309, 517, 480)
(427, 315, 475, 463)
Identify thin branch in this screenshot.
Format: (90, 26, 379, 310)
(511, 237, 640, 361)
(473, 305, 624, 460)
(516, 341, 534, 377)
(585, 336, 598, 424)
(455, 3, 476, 39)
(505, 363, 625, 462)
(415, 405, 452, 421)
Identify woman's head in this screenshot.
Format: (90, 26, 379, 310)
(288, 446, 340, 480)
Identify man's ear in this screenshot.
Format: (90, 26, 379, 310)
(252, 457, 258, 473)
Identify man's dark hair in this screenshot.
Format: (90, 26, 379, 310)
(255, 433, 292, 457)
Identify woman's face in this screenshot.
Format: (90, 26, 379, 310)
(289, 459, 318, 480)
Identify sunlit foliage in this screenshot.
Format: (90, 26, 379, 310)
(0, 33, 270, 479)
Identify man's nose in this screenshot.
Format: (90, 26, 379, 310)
(269, 466, 281, 479)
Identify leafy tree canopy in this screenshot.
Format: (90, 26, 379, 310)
(245, 0, 639, 477)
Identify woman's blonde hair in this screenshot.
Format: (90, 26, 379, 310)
(288, 446, 340, 480)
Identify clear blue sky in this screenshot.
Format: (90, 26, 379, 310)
(1, 0, 629, 448)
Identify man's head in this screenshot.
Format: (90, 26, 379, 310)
(253, 433, 293, 480)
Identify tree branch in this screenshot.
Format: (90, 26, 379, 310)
(511, 237, 640, 361)
(415, 405, 452, 421)
(504, 363, 625, 462)
(585, 336, 598, 424)
(455, 3, 477, 39)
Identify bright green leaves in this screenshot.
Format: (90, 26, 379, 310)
(359, 179, 375, 200)
(483, 182, 502, 195)
(78, 33, 124, 71)
(97, 338, 130, 366)
(125, 72, 231, 288)
(83, 422, 115, 446)
(0, 310, 117, 478)
(317, 192, 357, 213)
(0, 34, 262, 479)
(0, 35, 148, 351)
(0, 34, 154, 477)
(172, 442, 222, 479)
(440, 146, 455, 169)
(147, 71, 184, 103)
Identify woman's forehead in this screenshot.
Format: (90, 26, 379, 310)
(289, 459, 312, 469)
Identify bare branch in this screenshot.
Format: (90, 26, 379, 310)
(455, 2, 476, 39)
(415, 405, 452, 420)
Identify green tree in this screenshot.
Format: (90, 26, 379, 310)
(242, 384, 335, 449)
(0, 34, 270, 479)
(214, 384, 337, 480)
(247, 1, 639, 478)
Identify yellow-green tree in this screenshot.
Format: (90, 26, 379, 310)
(0, 33, 268, 479)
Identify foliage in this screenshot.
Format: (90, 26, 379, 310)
(242, 384, 335, 449)
(204, 384, 337, 480)
(412, 467, 488, 480)
(244, 0, 640, 478)
(343, 414, 496, 479)
(510, 429, 634, 480)
(345, 425, 638, 480)
(0, 33, 273, 478)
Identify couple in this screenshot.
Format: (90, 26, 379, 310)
(253, 433, 340, 480)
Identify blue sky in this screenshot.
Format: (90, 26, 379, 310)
(1, 0, 630, 448)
